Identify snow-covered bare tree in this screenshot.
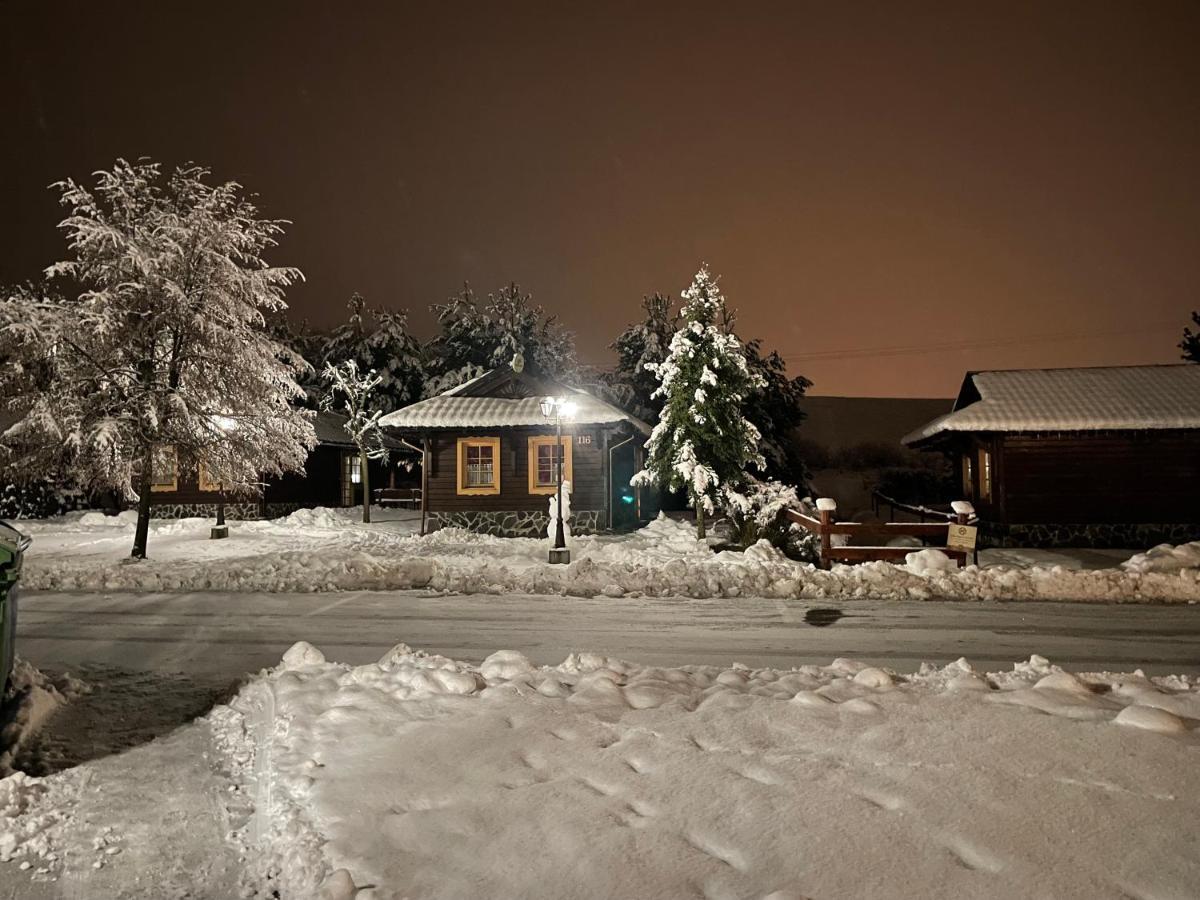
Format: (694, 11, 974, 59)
(631, 265, 765, 538)
(0, 159, 316, 558)
(321, 294, 426, 414)
(320, 359, 388, 523)
(424, 283, 577, 396)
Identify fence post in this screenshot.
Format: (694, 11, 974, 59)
(816, 498, 837, 570)
(951, 500, 975, 568)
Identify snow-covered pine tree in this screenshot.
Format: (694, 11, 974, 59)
(632, 266, 765, 538)
(607, 293, 679, 422)
(321, 294, 426, 414)
(423, 283, 577, 396)
(0, 160, 316, 558)
(1182, 311, 1200, 363)
(320, 359, 389, 523)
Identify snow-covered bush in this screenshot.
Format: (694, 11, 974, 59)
(0, 481, 85, 520)
(723, 479, 818, 562)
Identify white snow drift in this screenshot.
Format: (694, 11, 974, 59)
(10, 643, 1197, 899)
(15, 509, 1200, 602)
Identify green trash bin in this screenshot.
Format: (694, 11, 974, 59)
(0, 521, 30, 693)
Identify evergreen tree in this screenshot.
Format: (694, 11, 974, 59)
(606, 293, 679, 421)
(0, 159, 315, 558)
(424, 283, 577, 395)
(1182, 311, 1200, 363)
(608, 291, 811, 488)
(321, 359, 388, 523)
(265, 310, 324, 406)
(321, 294, 426, 414)
(632, 266, 765, 537)
(742, 339, 812, 487)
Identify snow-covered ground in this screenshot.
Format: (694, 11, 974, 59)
(1, 643, 1197, 899)
(14, 508, 1200, 603)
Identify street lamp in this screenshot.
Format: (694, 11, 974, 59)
(540, 396, 577, 564)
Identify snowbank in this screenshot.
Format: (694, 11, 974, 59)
(1123, 540, 1200, 575)
(16, 512, 1200, 603)
(217, 643, 1200, 899)
(0, 643, 1196, 897)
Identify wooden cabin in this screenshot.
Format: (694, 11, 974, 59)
(147, 411, 410, 519)
(378, 368, 654, 536)
(902, 365, 1200, 548)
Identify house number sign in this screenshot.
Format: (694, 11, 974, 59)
(576, 435, 592, 445)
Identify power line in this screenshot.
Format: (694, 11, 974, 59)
(777, 321, 1183, 363)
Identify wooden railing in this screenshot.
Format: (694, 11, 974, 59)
(871, 490, 964, 524)
(786, 498, 977, 570)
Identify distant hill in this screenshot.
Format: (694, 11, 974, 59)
(799, 396, 952, 452)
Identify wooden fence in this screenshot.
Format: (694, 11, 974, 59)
(785, 499, 977, 570)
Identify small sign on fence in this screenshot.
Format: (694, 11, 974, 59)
(947, 524, 978, 551)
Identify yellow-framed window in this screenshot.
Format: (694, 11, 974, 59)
(456, 437, 501, 496)
(150, 445, 178, 492)
(978, 447, 993, 502)
(961, 453, 974, 499)
(198, 461, 223, 492)
(527, 435, 573, 495)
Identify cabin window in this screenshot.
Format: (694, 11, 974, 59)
(341, 452, 360, 506)
(527, 436, 573, 495)
(961, 454, 974, 498)
(978, 448, 993, 502)
(150, 445, 178, 492)
(198, 462, 223, 492)
(457, 437, 501, 495)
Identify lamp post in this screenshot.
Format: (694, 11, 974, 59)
(539, 396, 577, 564)
(210, 415, 235, 540)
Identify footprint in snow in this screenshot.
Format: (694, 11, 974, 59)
(736, 764, 784, 786)
(685, 832, 749, 872)
(942, 836, 1004, 874)
(852, 787, 905, 811)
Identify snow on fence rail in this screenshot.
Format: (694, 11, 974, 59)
(787, 498, 978, 570)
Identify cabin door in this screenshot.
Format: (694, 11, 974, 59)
(609, 440, 638, 530)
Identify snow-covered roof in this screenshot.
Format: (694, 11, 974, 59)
(903, 365, 1200, 445)
(379, 370, 652, 434)
(315, 411, 408, 450)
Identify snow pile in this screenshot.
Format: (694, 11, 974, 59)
(903, 548, 958, 574)
(1123, 541, 1200, 574)
(0, 660, 88, 775)
(0, 770, 78, 883)
(16, 511, 1200, 602)
(217, 643, 1200, 900)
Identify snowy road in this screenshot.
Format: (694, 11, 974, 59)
(18, 589, 1200, 676)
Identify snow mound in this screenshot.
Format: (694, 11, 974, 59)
(16, 510, 1200, 603)
(218, 645, 1199, 900)
(904, 548, 958, 574)
(1123, 541, 1200, 574)
(1114, 704, 1188, 734)
(280, 641, 327, 669)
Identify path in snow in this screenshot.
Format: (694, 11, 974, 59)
(10, 589, 1198, 777)
(18, 589, 1200, 678)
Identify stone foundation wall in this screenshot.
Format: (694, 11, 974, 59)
(426, 509, 604, 538)
(985, 522, 1200, 549)
(150, 502, 261, 520)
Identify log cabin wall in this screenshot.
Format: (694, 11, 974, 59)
(998, 430, 1200, 525)
(425, 425, 608, 515)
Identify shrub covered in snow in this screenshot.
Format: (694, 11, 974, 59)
(723, 478, 818, 562)
(0, 482, 85, 520)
